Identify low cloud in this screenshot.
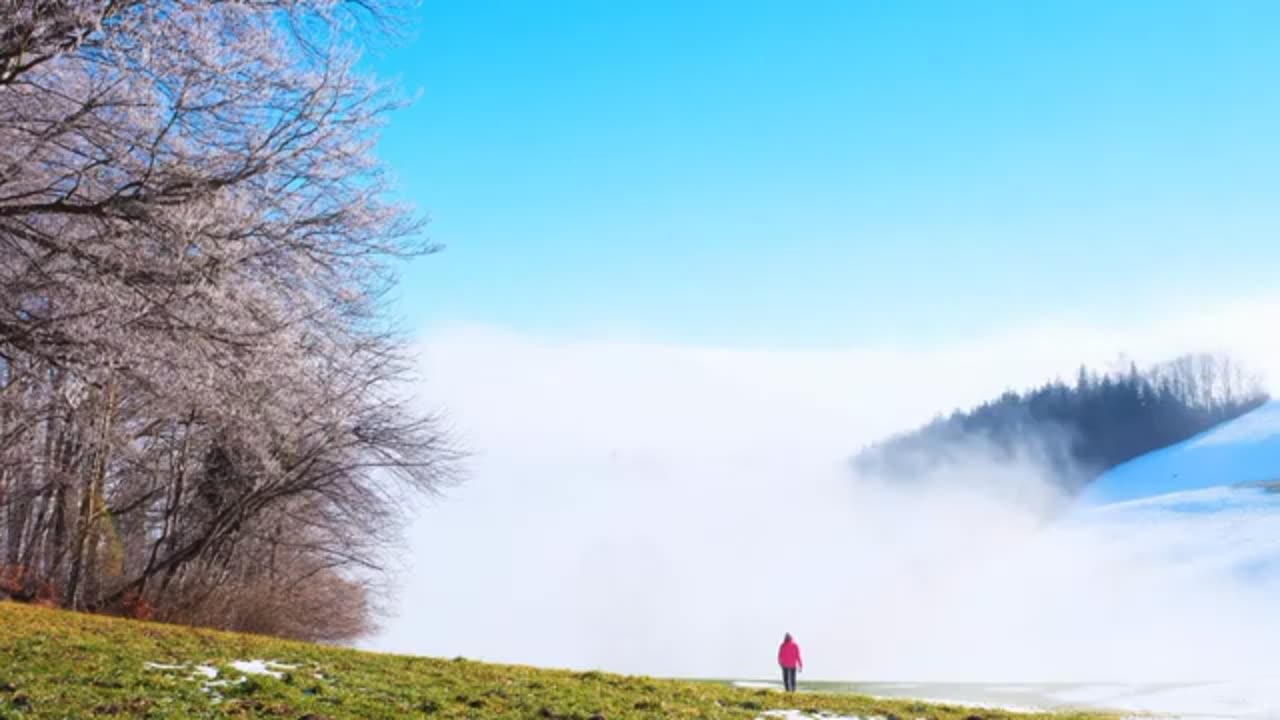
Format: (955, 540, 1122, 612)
(370, 294, 1280, 685)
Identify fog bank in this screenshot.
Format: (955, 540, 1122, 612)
(372, 302, 1280, 682)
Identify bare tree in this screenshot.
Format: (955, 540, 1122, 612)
(1156, 353, 1265, 413)
(0, 0, 455, 640)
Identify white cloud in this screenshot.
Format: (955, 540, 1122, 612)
(369, 293, 1280, 686)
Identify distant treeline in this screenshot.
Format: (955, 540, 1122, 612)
(853, 353, 1269, 489)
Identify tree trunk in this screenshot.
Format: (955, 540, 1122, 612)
(66, 379, 117, 609)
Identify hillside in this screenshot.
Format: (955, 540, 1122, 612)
(1083, 399, 1280, 505)
(0, 602, 1109, 720)
(853, 354, 1267, 489)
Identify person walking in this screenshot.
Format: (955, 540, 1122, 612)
(778, 633, 803, 692)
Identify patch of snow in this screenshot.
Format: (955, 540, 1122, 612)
(145, 659, 306, 704)
(757, 707, 870, 712)
(200, 675, 249, 705)
(146, 661, 221, 682)
(1092, 678, 1280, 718)
(880, 696, 1041, 714)
(228, 659, 295, 678)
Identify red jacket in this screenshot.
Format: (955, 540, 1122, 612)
(778, 639, 802, 669)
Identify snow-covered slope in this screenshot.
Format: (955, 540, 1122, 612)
(1082, 400, 1280, 506)
(1033, 400, 1280, 717)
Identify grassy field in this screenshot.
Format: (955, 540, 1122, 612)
(0, 602, 1113, 719)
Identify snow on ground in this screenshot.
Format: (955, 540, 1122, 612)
(841, 680, 1280, 719)
(1071, 678, 1280, 719)
(1083, 400, 1280, 505)
(143, 659, 301, 700)
(1192, 402, 1280, 450)
(228, 659, 296, 679)
(145, 659, 297, 680)
(874, 695, 1041, 715)
(757, 711, 868, 720)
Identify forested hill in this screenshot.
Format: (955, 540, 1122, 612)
(852, 353, 1269, 489)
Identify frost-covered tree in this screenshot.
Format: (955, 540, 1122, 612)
(0, 0, 453, 640)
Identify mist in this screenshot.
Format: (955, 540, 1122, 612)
(372, 302, 1280, 685)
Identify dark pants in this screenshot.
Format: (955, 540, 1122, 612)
(781, 666, 797, 692)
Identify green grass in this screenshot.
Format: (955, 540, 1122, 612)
(0, 601, 1113, 719)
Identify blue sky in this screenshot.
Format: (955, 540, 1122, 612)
(372, 0, 1280, 348)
